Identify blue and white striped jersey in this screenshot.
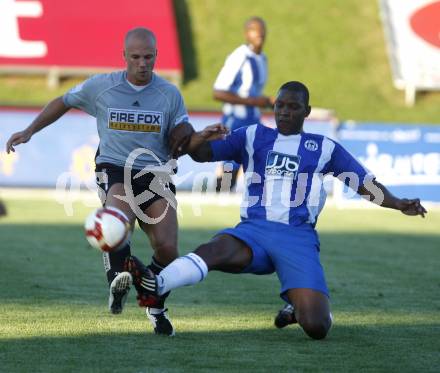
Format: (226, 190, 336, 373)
(211, 124, 374, 226)
(213, 44, 268, 130)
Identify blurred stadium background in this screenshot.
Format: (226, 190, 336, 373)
(0, 0, 439, 201)
(0, 1, 439, 372)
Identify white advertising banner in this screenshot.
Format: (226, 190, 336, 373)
(380, 0, 440, 104)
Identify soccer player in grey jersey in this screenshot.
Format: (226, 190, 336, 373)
(6, 27, 194, 336)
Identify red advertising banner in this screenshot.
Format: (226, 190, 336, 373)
(0, 0, 182, 73)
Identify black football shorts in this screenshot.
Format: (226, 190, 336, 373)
(95, 163, 176, 212)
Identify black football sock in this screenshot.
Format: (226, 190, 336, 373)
(148, 256, 170, 308)
(104, 243, 131, 285)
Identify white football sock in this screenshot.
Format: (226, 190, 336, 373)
(156, 253, 208, 295)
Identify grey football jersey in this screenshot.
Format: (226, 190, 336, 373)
(63, 71, 189, 170)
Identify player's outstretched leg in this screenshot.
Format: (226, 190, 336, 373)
(128, 235, 250, 335)
(108, 271, 132, 314)
(274, 304, 297, 328)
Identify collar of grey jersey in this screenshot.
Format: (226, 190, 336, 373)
(123, 71, 156, 91)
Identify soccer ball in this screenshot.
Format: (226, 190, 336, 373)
(85, 207, 130, 252)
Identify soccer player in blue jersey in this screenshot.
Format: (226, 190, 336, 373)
(213, 16, 274, 191)
(122, 81, 427, 339)
(5, 27, 194, 336)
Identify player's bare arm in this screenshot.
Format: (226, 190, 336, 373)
(358, 179, 427, 218)
(187, 124, 228, 162)
(169, 122, 195, 158)
(213, 90, 273, 108)
(6, 96, 70, 153)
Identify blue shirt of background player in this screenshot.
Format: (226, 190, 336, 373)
(214, 44, 268, 131)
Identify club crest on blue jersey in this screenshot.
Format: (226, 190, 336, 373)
(108, 108, 163, 132)
(304, 139, 319, 151)
(265, 151, 301, 179)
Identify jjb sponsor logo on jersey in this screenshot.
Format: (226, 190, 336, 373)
(265, 151, 301, 179)
(108, 108, 163, 133)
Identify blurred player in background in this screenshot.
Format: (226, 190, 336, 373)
(213, 16, 274, 191)
(0, 199, 6, 217)
(121, 81, 427, 340)
(5, 27, 194, 336)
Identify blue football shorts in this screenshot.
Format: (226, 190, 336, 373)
(218, 219, 329, 301)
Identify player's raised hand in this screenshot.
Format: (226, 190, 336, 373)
(267, 96, 276, 109)
(251, 96, 274, 109)
(6, 129, 32, 154)
(185, 124, 229, 161)
(397, 198, 427, 218)
(200, 123, 229, 141)
(169, 122, 195, 158)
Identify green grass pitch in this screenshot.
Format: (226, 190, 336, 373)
(0, 196, 439, 372)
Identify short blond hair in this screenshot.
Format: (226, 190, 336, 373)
(124, 27, 156, 48)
